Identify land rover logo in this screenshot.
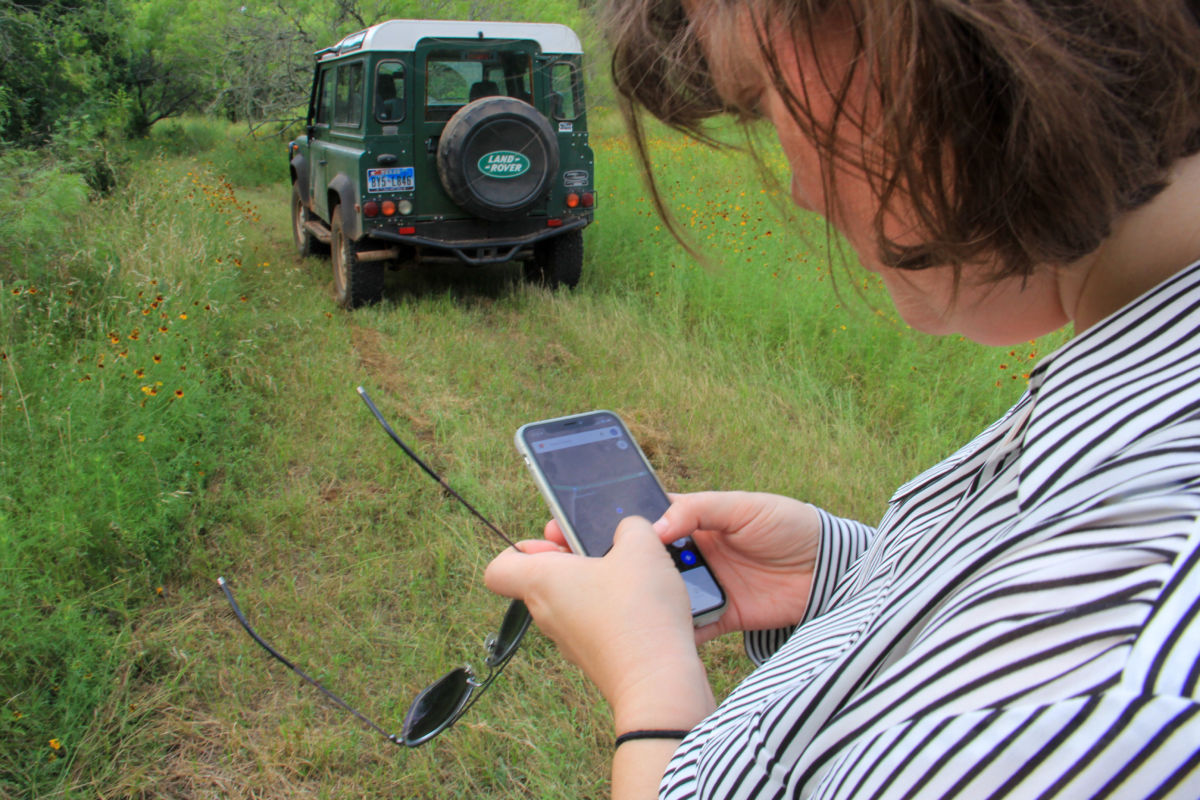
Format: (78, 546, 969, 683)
(477, 151, 530, 178)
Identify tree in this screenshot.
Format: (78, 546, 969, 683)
(120, 0, 214, 136)
(208, 2, 318, 129)
(0, 0, 130, 145)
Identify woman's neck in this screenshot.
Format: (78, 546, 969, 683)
(1063, 152, 1200, 332)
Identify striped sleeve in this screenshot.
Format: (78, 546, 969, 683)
(804, 509, 876, 622)
(744, 509, 874, 665)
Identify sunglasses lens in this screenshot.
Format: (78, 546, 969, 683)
(403, 667, 472, 746)
(486, 599, 532, 667)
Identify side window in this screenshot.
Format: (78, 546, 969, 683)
(315, 68, 335, 126)
(549, 62, 580, 120)
(334, 61, 365, 128)
(375, 61, 406, 123)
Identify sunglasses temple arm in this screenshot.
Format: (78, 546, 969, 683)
(356, 386, 521, 551)
(217, 577, 404, 748)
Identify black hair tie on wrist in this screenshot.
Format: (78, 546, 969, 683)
(614, 729, 692, 749)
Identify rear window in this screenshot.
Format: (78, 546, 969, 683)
(425, 49, 532, 122)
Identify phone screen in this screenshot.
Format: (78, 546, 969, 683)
(518, 412, 726, 622)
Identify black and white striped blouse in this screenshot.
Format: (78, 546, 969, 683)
(660, 261, 1200, 798)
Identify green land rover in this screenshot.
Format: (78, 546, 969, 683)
(288, 19, 596, 308)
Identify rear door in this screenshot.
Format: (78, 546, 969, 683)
(413, 41, 539, 218)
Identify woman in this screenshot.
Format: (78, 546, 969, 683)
(487, 1, 1200, 796)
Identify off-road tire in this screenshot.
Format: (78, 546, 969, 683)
(438, 96, 558, 221)
(292, 182, 319, 257)
(526, 229, 583, 289)
(331, 205, 385, 308)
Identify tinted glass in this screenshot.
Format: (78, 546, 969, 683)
(486, 600, 531, 667)
(403, 668, 471, 745)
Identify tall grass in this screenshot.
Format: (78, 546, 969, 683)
(0, 120, 276, 795)
(3, 115, 1068, 798)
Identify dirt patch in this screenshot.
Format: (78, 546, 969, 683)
(349, 325, 437, 448)
(627, 414, 694, 485)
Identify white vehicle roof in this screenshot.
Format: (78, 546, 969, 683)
(322, 19, 583, 59)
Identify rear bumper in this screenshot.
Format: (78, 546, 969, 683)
(366, 214, 591, 266)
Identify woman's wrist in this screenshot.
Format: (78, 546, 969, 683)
(609, 650, 715, 735)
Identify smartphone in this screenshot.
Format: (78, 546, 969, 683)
(516, 410, 727, 627)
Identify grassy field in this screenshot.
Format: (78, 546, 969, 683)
(1, 115, 1064, 798)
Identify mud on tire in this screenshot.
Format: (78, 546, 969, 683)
(331, 205, 385, 308)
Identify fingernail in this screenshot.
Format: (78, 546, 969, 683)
(652, 517, 669, 534)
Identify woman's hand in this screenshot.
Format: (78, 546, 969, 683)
(485, 517, 716, 733)
(543, 491, 821, 646)
(662, 491, 821, 643)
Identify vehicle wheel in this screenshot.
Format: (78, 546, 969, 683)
(526, 229, 583, 289)
(291, 182, 318, 257)
(438, 96, 558, 221)
(331, 205, 385, 308)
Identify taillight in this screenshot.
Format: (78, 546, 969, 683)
(381, 200, 396, 216)
(363, 201, 380, 217)
(398, 226, 416, 235)
(581, 192, 595, 208)
(546, 218, 564, 228)
(566, 192, 580, 209)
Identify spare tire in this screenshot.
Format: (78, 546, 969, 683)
(437, 96, 558, 221)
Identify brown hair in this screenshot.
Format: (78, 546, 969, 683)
(605, 0, 1200, 278)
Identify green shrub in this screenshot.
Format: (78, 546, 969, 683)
(0, 150, 90, 272)
(150, 117, 287, 188)
(0, 154, 255, 795)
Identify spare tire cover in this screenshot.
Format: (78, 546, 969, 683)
(437, 96, 559, 221)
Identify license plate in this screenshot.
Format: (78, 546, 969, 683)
(366, 167, 414, 193)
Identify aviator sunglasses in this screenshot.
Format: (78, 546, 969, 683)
(218, 386, 531, 747)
